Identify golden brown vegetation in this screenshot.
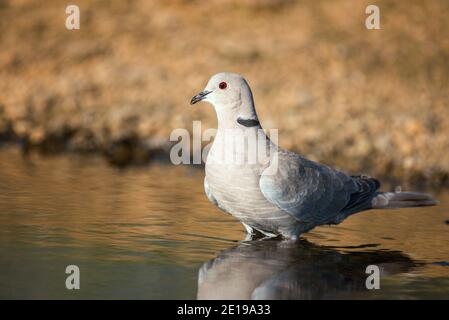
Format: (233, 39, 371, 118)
(0, 0, 448, 187)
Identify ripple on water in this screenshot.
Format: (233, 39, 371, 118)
(0, 147, 448, 299)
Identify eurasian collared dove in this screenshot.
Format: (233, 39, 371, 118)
(191, 72, 437, 239)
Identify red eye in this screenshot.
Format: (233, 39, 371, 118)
(219, 82, 227, 89)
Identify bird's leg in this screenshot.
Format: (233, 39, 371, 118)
(242, 222, 281, 241)
(244, 233, 255, 241)
(241, 222, 254, 234)
(242, 223, 266, 241)
(242, 223, 257, 241)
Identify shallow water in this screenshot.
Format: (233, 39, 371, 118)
(0, 147, 448, 299)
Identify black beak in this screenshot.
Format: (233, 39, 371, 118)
(190, 90, 212, 105)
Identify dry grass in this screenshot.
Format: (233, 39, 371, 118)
(0, 0, 448, 187)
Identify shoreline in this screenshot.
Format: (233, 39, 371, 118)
(0, 134, 447, 191)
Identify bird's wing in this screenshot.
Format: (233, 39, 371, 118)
(259, 150, 380, 225)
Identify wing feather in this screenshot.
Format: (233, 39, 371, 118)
(259, 150, 379, 225)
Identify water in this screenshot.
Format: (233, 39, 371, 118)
(0, 147, 448, 299)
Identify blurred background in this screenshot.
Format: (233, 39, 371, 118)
(1, 0, 448, 186)
(0, 0, 449, 299)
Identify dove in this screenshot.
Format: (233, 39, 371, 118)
(190, 72, 437, 240)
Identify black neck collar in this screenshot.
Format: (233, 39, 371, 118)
(237, 118, 260, 127)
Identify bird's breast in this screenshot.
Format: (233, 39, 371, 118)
(205, 157, 293, 232)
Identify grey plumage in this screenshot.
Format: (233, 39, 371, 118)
(197, 239, 416, 299)
(259, 150, 377, 227)
(191, 72, 438, 239)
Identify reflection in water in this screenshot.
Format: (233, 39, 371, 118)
(198, 239, 416, 299)
(0, 147, 448, 299)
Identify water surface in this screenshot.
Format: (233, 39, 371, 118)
(0, 147, 448, 299)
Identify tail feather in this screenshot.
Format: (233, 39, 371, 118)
(371, 191, 438, 209)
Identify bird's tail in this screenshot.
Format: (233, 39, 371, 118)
(371, 191, 438, 209)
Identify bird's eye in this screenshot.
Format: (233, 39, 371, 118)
(219, 82, 227, 90)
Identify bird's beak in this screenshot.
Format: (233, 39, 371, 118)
(190, 90, 212, 105)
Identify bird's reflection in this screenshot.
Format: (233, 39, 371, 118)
(197, 238, 416, 299)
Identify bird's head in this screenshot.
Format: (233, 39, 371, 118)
(191, 72, 259, 127)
